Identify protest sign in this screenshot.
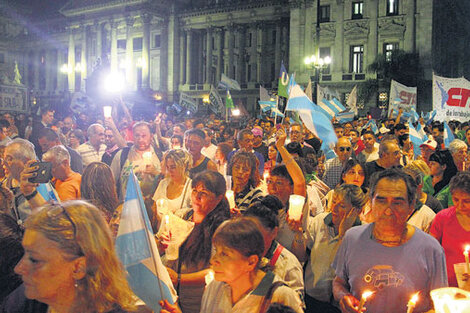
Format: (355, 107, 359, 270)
(433, 74, 470, 122)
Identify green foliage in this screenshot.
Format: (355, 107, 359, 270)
(357, 79, 378, 105)
(367, 50, 423, 86)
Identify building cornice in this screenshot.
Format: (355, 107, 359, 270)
(178, 0, 289, 18)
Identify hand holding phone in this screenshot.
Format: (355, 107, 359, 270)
(28, 162, 52, 184)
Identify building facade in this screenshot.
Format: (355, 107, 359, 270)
(0, 0, 468, 114)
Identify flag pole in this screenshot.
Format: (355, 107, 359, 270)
(131, 172, 166, 302)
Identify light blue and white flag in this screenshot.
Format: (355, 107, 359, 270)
(410, 107, 419, 124)
(286, 84, 337, 152)
(271, 107, 285, 118)
(318, 99, 335, 120)
(336, 111, 355, 123)
(408, 121, 424, 156)
(259, 100, 276, 112)
(287, 73, 297, 96)
(330, 98, 346, 113)
(421, 110, 437, 125)
(116, 171, 177, 311)
(443, 121, 455, 148)
(416, 122, 428, 141)
(218, 73, 241, 90)
(363, 119, 379, 134)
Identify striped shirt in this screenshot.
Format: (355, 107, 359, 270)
(76, 142, 107, 167)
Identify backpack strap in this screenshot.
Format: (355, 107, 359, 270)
(258, 281, 287, 313)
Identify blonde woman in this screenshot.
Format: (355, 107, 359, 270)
(153, 149, 193, 215)
(6, 201, 138, 313)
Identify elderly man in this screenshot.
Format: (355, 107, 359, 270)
(322, 137, 352, 189)
(42, 145, 81, 201)
(365, 139, 402, 178)
(111, 121, 162, 198)
(449, 139, 468, 171)
(333, 168, 447, 313)
(76, 123, 106, 167)
(227, 129, 264, 175)
(289, 123, 316, 158)
(38, 127, 83, 174)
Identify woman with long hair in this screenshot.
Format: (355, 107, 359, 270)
(80, 162, 121, 236)
(5, 201, 138, 313)
(422, 149, 458, 208)
(227, 151, 263, 213)
(165, 171, 230, 313)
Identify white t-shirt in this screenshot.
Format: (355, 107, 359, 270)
(152, 177, 192, 214)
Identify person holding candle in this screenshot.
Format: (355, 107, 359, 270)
(160, 218, 303, 313)
(227, 151, 263, 214)
(266, 126, 307, 254)
(164, 171, 230, 313)
(430, 171, 470, 288)
(152, 149, 193, 218)
(296, 184, 366, 313)
(332, 168, 447, 313)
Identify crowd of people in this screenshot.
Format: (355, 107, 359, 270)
(0, 105, 469, 313)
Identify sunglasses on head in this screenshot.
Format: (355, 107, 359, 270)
(339, 147, 351, 152)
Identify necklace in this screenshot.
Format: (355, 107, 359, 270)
(372, 225, 408, 246)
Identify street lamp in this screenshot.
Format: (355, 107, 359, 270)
(304, 55, 331, 103)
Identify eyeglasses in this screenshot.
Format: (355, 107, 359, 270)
(338, 147, 351, 152)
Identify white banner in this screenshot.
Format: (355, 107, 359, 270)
(433, 74, 470, 122)
(179, 92, 197, 113)
(388, 79, 417, 115)
(209, 85, 223, 114)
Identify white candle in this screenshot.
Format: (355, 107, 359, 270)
(406, 292, 419, 313)
(103, 106, 112, 118)
(357, 290, 373, 312)
(143, 151, 152, 166)
(226, 190, 236, 209)
(205, 270, 214, 286)
(263, 171, 269, 181)
(288, 195, 305, 221)
(464, 246, 470, 273)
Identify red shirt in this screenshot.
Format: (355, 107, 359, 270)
(430, 206, 470, 287)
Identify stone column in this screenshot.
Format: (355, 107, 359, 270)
(250, 24, 258, 82)
(216, 28, 223, 83)
(227, 24, 235, 78)
(23, 51, 30, 88)
(57, 49, 64, 91)
(205, 27, 213, 84)
(67, 28, 75, 91)
(110, 19, 118, 73)
(95, 21, 102, 61)
(160, 21, 169, 91)
(333, 1, 344, 77)
(185, 29, 192, 84)
(236, 24, 246, 84)
(274, 22, 281, 82)
(142, 14, 151, 89)
(256, 23, 264, 82)
(45, 49, 53, 92)
(197, 31, 204, 84)
(179, 31, 185, 85)
(80, 24, 87, 91)
(125, 17, 134, 88)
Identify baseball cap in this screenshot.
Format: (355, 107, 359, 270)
(420, 139, 437, 150)
(252, 127, 263, 137)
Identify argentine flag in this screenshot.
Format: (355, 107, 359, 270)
(443, 121, 455, 148)
(116, 171, 177, 311)
(336, 111, 355, 123)
(363, 119, 379, 134)
(408, 121, 425, 156)
(286, 84, 337, 153)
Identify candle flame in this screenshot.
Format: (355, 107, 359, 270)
(164, 215, 169, 225)
(409, 292, 419, 306)
(466, 245, 470, 253)
(362, 290, 374, 300)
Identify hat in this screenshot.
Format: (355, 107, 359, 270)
(420, 139, 437, 150)
(252, 127, 263, 137)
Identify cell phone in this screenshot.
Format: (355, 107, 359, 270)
(29, 162, 52, 184)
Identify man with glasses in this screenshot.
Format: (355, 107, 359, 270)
(365, 139, 402, 178)
(322, 137, 353, 189)
(289, 123, 316, 157)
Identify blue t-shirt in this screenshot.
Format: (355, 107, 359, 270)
(333, 224, 448, 313)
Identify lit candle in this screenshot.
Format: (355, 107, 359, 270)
(205, 270, 215, 286)
(357, 290, 374, 312)
(464, 246, 470, 273)
(263, 171, 269, 181)
(157, 199, 165, 210)
(288, 195, 305, 221)
(406, 292, 419, 313)
(226, 190, 236, 209)
(103, 106, 112, 118)
(142, 151, 152, 166)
